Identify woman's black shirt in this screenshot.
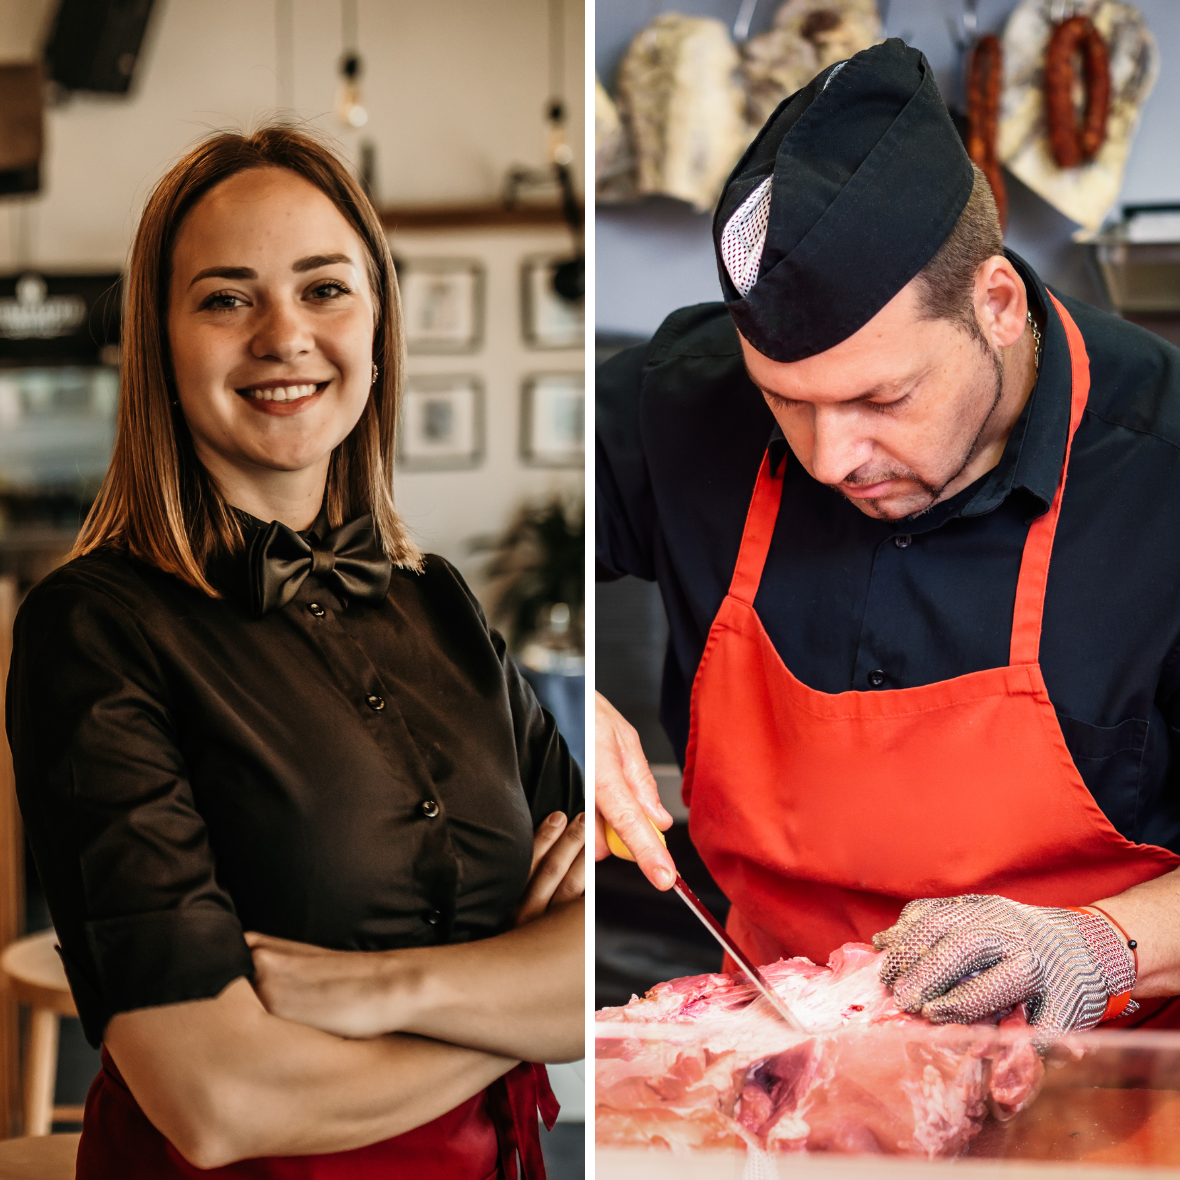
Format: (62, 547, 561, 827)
(5, 528, 582, 1046)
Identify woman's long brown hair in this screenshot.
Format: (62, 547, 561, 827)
(71, 125, 421, 594)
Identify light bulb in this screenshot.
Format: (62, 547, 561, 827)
(336, 54, 367, 129)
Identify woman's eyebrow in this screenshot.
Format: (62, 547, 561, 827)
(186, 254, 353, 288)
(292, 253, 352, 272)
(188, 265, 256, 287)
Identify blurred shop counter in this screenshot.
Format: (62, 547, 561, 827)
(0, 523, 78, 591)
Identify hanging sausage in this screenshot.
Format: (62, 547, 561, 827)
(1043, 15, 1110, 168)
(965, 34, 1008, 230)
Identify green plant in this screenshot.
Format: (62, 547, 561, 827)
(473, 495, 584, 653)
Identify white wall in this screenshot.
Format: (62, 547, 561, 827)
(390, 223, 583, 594)
(0, 0, 585, 268)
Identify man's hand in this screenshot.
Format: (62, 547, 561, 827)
(874, 895, 1137, 1044)
(514, 812, 586, 926)
(594, 692, 677, 889)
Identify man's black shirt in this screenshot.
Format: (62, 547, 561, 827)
(597, 255, 1180, 852)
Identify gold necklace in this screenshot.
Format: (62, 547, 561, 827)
(1027, 310, 1042, 371)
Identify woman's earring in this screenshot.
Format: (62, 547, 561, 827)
(371, 363, 379, 385)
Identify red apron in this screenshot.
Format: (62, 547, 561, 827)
(683, 294, 1180, 1027)
(76, 1048, 558, 1179)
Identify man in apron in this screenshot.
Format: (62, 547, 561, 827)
(595, 38, 1180, 1038)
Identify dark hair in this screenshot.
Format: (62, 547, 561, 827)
(913, 164, 1005, 343)
(72, 124, 421, 593)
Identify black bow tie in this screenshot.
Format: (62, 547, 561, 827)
(244, 513, 392, 617)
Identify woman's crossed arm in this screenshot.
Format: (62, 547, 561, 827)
(104, 978, 516, 1169)
(104, 811, 585, 1169)
(246, 812, 587, 1061)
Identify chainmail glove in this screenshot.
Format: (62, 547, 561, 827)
(873, 895, 1137, 1043)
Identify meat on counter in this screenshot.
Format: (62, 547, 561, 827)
(596, 941, 1044, 1157)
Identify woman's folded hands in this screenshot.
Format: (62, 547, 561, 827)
(514, 809, 586, 925)
(245, 812, 586, 1060)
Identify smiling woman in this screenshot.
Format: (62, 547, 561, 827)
(74, 128, 418, 592)
(6, 127, 584, 1178)
(167, 170, 382, 533)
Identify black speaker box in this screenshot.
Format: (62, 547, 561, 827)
(45, 0, 156, 95)
(0, 63, 43, 196)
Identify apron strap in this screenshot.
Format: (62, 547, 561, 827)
(487, 1062, 559, 1180)
(1009, 293, 1091, 666)
(728, 452, 784, 605)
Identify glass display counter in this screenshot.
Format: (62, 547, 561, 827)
(596, 1023, 1180, 1177)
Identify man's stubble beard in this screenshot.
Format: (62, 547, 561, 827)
(845, 341, 1006, 521)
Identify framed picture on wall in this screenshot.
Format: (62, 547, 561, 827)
(520, 373, 584, 467)
(397, 258, 484, 354)
(521, 254, 584, 350)
(397, 375, 484, 470)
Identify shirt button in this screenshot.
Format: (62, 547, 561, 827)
(894, 535, 911, 549)
(307, 602, 325, 618)
(424, 909, 442, 926)
(419, 799, 440, 818)
(366, 694, 385, 712)
(868, 669, 886, 688)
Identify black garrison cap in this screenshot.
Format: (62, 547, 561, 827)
(713, 39, 974, 363)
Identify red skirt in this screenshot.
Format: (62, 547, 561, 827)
(76, 1048, 558, 1180)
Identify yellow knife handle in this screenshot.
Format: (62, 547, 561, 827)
(604, 819, 667, 862)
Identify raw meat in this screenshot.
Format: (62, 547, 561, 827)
(596, 942, 1044, 1157)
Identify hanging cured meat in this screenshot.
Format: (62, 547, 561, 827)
(966, 34, 1008, 230)
(595, 75, 635, 203)
(1044, 15, 1111, 168)
(996, 0, 1155, 232)
(741, 0, 881, 128)
(614, 14, 748, 212)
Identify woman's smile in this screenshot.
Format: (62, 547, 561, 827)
(237, 378, 332, 414)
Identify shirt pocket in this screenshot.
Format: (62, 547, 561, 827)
(1055, 712, 1148, 841)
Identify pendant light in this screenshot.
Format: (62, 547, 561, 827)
(336, 0, 367, 128)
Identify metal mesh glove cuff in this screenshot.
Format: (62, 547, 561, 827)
(1069, 908, 1137, 1020)
(873, 895, 1138, 1042)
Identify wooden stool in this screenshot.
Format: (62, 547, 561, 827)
(0, 933, 83, 1136)
(0, 1132, 78, 1179)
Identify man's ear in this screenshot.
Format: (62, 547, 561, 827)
(974, 256, 1028, 351)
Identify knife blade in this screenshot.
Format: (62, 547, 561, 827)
(603, 820, 808, 1031)
(671, 874, 809, 1032)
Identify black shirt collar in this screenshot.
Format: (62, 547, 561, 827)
(230, 503, 330, 542)
(766, 249, 1071, 527)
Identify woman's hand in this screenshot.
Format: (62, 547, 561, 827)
(245, 932, 400, 1040)
(595, 691, 676, 889)
(244, 812, 586, 1059)
(514, 811, 586, 926)
(245, 814, 585, 1042)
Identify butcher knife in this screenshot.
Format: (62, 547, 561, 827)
(604, 823, 808, 1032)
